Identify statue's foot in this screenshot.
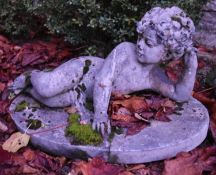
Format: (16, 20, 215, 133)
(92, 114, 111, 136)
(9, 71, 32, 94)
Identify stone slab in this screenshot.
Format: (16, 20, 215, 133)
(110, 98, 209, 163)
(9, 95, 209, 164)
(9, 95, 109, 160)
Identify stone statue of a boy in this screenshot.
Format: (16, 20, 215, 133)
(12, 6, 197, 135)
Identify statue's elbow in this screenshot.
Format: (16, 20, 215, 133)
(174, 95, 190, 102)
(173, 89, 192, 102)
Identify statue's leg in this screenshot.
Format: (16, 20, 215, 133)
(30, 57, 104, 98)
(27, 88, 73, 107)
(27, 85, 93, 123)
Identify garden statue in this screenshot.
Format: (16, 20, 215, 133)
(13, 6, 197, 134)
(10, 6, 209, 163)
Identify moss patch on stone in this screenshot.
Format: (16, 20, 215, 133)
(15, 100, 29, 112)
(83, 60, 92, 75)
(84, 98, 94, 112)
(108, 126, 124, 143)
(65, 114, 103, 145)
(26, 119, 42, 130)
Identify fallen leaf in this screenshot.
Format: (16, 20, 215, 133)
(0, 82, 5, 92)
(72, 157, 128, 175)
(23, 148, 36, 161)
(0, 100, 9, 114)
(112, 96, 148, 112)
(0, 120, 8, 132)
(110, 94, 176, 135)
(21, 164, 40, 174)
(163, 146, 216, 175)
(165, 59, 184, 83)
(112, 114, 138, 122)
(0, 146, 13, 164)
(2, 132, 30, 153)
(162, 99, 176, 108)
(64, 105, 77, 114)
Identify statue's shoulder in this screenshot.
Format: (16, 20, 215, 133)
(116, 41, 136, 49)
(114, 42, 136, 56)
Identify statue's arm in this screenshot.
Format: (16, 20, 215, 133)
(92, 43, 128, 134)
(151, 50, 198, 102)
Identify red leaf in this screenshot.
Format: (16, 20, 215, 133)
(73, 157, 125, 175)
(163, 146, 216, 175)
(0, 146, 13, 164)
(0, 82, 6, 92)
(0, 100, 9, 114)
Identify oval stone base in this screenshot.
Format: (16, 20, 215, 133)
(9, 95, 209, 164)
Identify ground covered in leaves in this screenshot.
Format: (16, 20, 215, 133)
(0, 35, 216, 175)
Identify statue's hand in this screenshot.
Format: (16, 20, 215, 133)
(92, 113, 111, 136)
(9, 73, 29, 94)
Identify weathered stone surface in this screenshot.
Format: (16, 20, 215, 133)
(9, 95, 109, 160)
(194, 0, 216, 48)
(11, 7, 198, 136)
(110, 98, 209, 163)
(10, 95, 209, 164)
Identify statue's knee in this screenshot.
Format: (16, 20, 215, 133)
(31, 71, 52, 97)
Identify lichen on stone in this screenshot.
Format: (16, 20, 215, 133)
(15, 100, 29, 112)
(65, 113, 103, 145)
(26, 119, 42, 130)
(108, 126, 124, 143)
(83, 60, 92, 75)
(84, 98, 94, 112)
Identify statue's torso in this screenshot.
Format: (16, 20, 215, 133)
(111, 42, 154, 94)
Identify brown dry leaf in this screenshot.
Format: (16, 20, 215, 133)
(0, 100, 9, 114)
(0, 82, 5, 92)
(64, 105, 77, 114)
(162, 99, 176, 108)
(72, 157, 128, 175)
(23, 148, 36, 161)
(112, 96, 148, 112)
(0, 146, 13, 164)
(163, 146, 216, 175)
(112, 114, 138, 122)
(2, 132, 30, 153)
(22, 164, 40, 174)
(0, 120, 8, 132)
(126, 164, 146, 171)
(110, 94, 176, 135)
(165, 59, 184, 83)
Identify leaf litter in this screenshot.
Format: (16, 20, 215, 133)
(0, 36, 216, 174)
(110, 93, 178, 135)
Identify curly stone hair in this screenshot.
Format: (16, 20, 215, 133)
(136, 6, 195, 59)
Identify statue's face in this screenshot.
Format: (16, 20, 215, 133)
(136, 28, 166, 64)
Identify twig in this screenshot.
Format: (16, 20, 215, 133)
(72, 45, 87, 51)
(196, 86, 216, 94)
(28, 123, 67, 135)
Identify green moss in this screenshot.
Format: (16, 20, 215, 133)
(26, 119, 42, 130)
(65, 114, 103, 145)
(83, 60, 92, 75)
(15, 100, 29, 112)
(84, 98, 94, 112)
(108, 126, 124, 143)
